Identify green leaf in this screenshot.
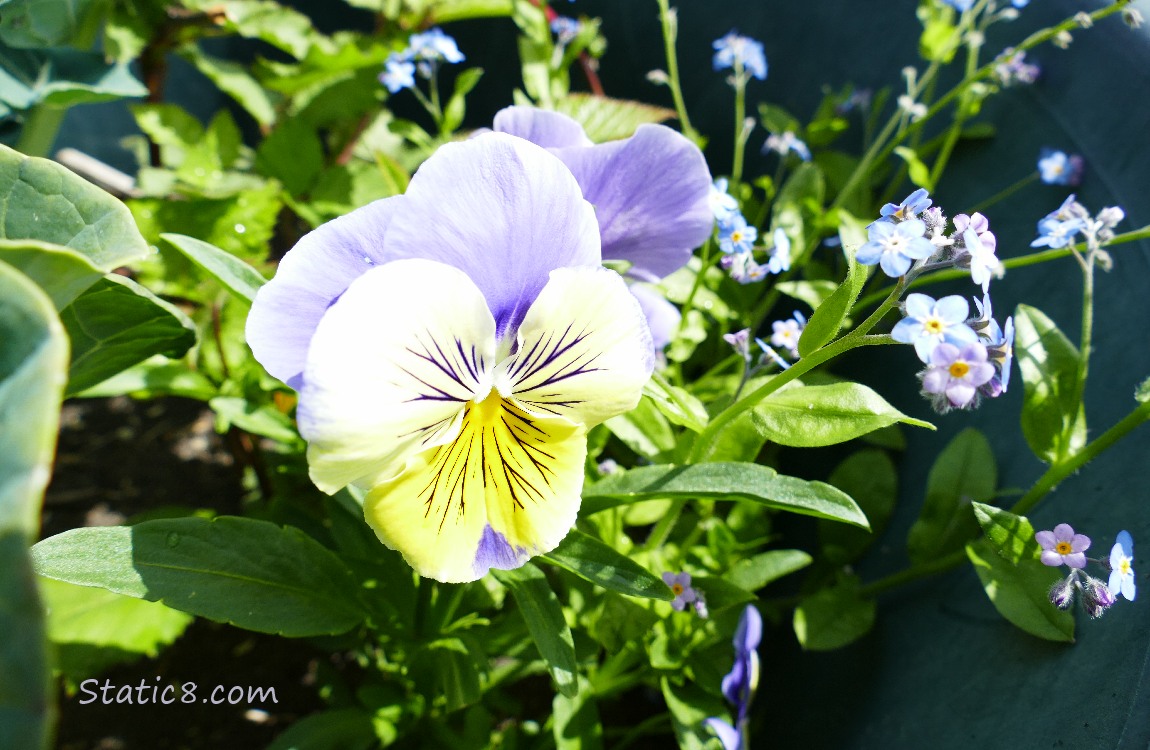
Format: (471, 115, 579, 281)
(427, 0, 514, 22)
(552, 676, 603, 750)
(966, 539, 1074, 642)
(906, 428, 996, 565)
(793, 579, 875, 650)
(643, 376, 709, 433)
(753, 382, 934, 447)
(917, 2, 960, 63)
(0, 0, 102, 47)
(724, 549, 812, 591)
(0, 239, 102, 309)
(197, 0, 324, 59)
(210, 396, 300, 444)
(60, 274, 197, 396)
(160, 233, 266, 304)
(255, 117, 324, 196)
(443, 67, 484, 134)
(771, 161, 824, 253)
(74, 357, 216, 401)
(583, 463, 869, 529)
(893, 145, 934, 191)
(31, 516, 367, 637)
(819, 450, 897, 564)
(971, 502, 1041, 565)
(757, 102, 801, 134)
(541, 530, 672, 601)
(661, 677, 729, 750)
(775, 279, 839, 311)
(0, 143, 149, 269)
(603, 395, 675, 458)
(492, 564, 578, 697)
(412, 636, 483, 712)
(1014, 304, 1086, 464)
(265, 708, 377, 750)
(553, 93, 676, 142)
(182, 48, 278, 127)
(0, 262, 67, 750)
(796, 210, 869, 356)
(0, 47, 146, 109)
(690, 575, 755, 611)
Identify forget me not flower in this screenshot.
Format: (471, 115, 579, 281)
(892, 293, 979, 363)
(962, 227, 1000, 292)
(856, 218, 934, 277)
(719, 215, 758, 255)
(1036, 523, 1091, 569)
(770, 311, 806, 358)
(766, 228, 791, 274)
(1031, 215, 1084, 249)
(880, 188, 933, 222)
(408, 27, 465, 64)
(662, 571, 701, 611)
(763, 131, 811, 161)
(1038, 148, 1084, 186)
(247, 135, 655, 583)
(712, 31, 768, 80)
(1109, 531, 1136, 601)
(920, 341, 995, 409)
(722, 250, 767, 284)
(710, 178, 740, 225)
(380, 56, 416, 93)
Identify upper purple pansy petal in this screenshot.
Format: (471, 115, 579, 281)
(630, 283, 681, 350)
(492, 105, 594, 149)
(246, 196, 403, 387)
(551, 124, 713, 280)
(384, 133, 601, 340)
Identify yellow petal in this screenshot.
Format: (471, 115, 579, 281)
(496, 265, 654, 428)
(299, 259, 496, 493)
(364, 391, 586, 583)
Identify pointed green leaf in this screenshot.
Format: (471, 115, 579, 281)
(819, 449, 898, 564)
(443, 67, 485, 134)
(755, 382, 934, 447)
(160, 233, 267, 304)
(492, 564, 578, 697)
(0, 239, 102, 310)
(966, 539, 1074, 642)
(1014, 304, 1086, 464)
(0, 48, 146, 109)
(724, 549, 812, 591)
(797, 210, 869, 355)
(793, 578, 875, 651)
(552, 676, 603, 750)
(31, 517, 367, 637)
(907, 428, 996, 565)
(60, 274, 197, 395)
(182, 49, 278, 127)
(583, 462, 869, 528)
(541, 530, 672, 600)
(971, 502, 1041, 565)
(0, 0, 103, 47)
(0, 143, 149, 269)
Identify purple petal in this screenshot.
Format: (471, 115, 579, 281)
(1070, 533, 1091, 553)
(734, 604, 762, 652)
(921, 367, 949, 395)
(384, 133, 600, 340)
(945, 381, 976, 407)
(1040, 550, 1065, 567)
(552, 124, 713, 280)
(671, 597, 687, 611)
(704, 718, 742, 750)
(1052, 523, 1075, 542)
(493, 105, 593, 149)
(1035, 530, 1057, 550)
(1063, 552, 1087, 569)
(629, 283, 681, 350)
(246, 196, 402, 387)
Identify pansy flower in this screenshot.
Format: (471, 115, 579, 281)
(247, 134, 654, 582)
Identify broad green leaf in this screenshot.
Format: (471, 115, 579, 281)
(0, 144, 149, 269)
(1014, 304, 1086, 464)
(210, 396, 300, 445)
(553, 93, 676, 142)
(542, 530, 672, 600)
(41, 577, 192, 654)
(757, 102, 801, 134)
(265, 709, 377, 750)
(797, 211, 869, 356)
(60, 274, 197, 396)
(443, 67, 484, 134)
(427, 0, 514, 22)
(691, 575, 755, 611)
(906, 428, 996, 565)
(819, 450, 897, 564)
(644, 376, 709, 433)
(0, 262, 67, 750)
(753, 382, 933, 447)
(193, 0, 324, 59)
(771, 161, 824, 254)
(552, 676, 603, 750)
(971, 502, 1041, 565)
(917, 2, 960, 63)
(0, 0, 102, 47)
(255, 117, 324, 196)
(412, 636, 483, 712)
(590, 593, 657, 652)
(75, 357, 216, 400)
(130, 182, 282, 259)
(793, 579, 875, 650)
(0, 239, 102, 309)
(492, 564, 578, 697)
(583, 463, 869, 529)
(160, 233, 267, 304)
(31, 516, 367, 637)
(182, 48, 277, 127)
(724, 549, 812, 591)
(966, 539, 1074, 642)
(0, 48, 146, 109)
(603, 395, 675, 458)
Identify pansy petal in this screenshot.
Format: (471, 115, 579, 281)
(493, 105, 593, 148)
(552, 124, 713, 281)
(364, 401, 586, 583)
(246, 196, 402, 387)
(704, 718, 742, 750)
(299, 259, 496, 494)
(629, 283, 681, 350)
(496, 265, 654, 428)
(385, 133, 600, 340)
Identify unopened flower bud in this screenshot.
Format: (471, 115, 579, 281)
(1123, 7, 1144, 28)
(723, 328, 753, 362)
(1082, 575, 1116, 618)
(1093, 249, 1114, 272)
(1053, 30, 1073, 49)
(1000, 9, 1019, 21)
(1049, 574, 1076, 610)
(1097, 206, 1125, 229)
(647, 69, 670, 86)
(1074, 11, 1094, 28)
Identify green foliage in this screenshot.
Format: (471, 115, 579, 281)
(793, 577, 876, 650)
(1014, 304, 1087, 464)
(966, 539, 1075, 643)
(31, 517, 368, 636)
(906, 428, 996, 565)
(542, 530, 672, 601)
(160, 233, 267, 304)
(796, 211, 869, 355)
(0, 0, 104, 48)
(0, 48, 145, 110)
(492, 565, 579, 698)
(819, 449, 898, 564)
(554, 94, 676, 143)
(749, 382, 933, 448)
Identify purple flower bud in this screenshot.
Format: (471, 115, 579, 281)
(1048, 573, 1077, 610)
(1081, 575, 1116, 618)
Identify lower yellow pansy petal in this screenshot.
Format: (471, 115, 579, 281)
(363, 391, 586, 583)
(497, 265, 655, 428)
(300, 258, 496, 493)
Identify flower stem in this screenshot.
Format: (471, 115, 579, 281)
(731, 67, 749, 185)
(15, 105, 67, 158)
(654, 0, 701, 145)
(967, 172, 1040, 215)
